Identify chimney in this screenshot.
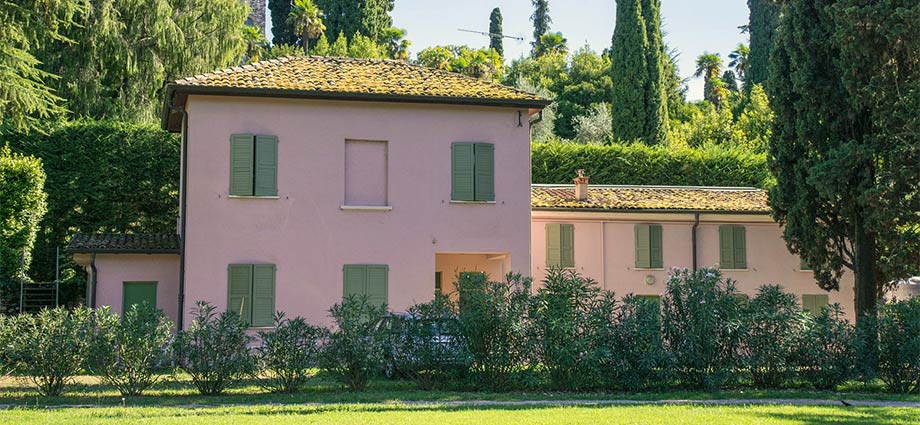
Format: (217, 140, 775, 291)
(574, 169, 589, 202)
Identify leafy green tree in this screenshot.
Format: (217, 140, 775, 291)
(728, 43, 750, 84)
(0, 146, 47, 279)
(533, 32, 568, 58)
(316, 0, 394, 44)
(269, 0, 296, 45)
(489, 8, 504, 57)
(767, 0, 920, 325)
(530, 0, 551, 56)
(348, 32, 383, 59)
(382, 27, 410, 60)
(330, 31, 349, 56)
(288, 0, 326, 54)
(39, 0, 248, 122)
(694, 52, 726, 108)
(415, 45, 503, 81)
(0, 0, 84, 133)
(242, 25, 268, 64)
(310, 35, 331, 56)
(731, 84, 773, 152)
(552, 48, 613, 139)
(746, 0, 781, 86)
(266, 43, 305, 59)
(721, 70, 739, 93)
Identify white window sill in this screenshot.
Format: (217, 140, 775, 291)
(340, 205, 393, 212)
(720, 268, 751, 272)
(228, 195, 280, 199)
(450, 200, 496, 204)
(634, 268, 666, 271)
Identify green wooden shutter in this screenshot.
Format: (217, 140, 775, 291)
(733, 226, 747, 269)
(451, 143, 475, 201)
(123, 282, 157, 312)
(251, 264, 276, 327)
(560, 223, 575, 268)
(546, 224, 562, 267)
(635, 224, 651, 268)
(343, 265, 367, 299)
(800, 258, 812, 271)
(230, 134, 254, 196)
(649, 224, 663, 268)
(719, 225, 735, 269)
(366, 265, 388, 307)
(435, 272, 442, 295)
(254, 135, 278, 196)
(802, 294, 815, 314)
(473, 143, 494, 201)
(228, 264, 253, 324)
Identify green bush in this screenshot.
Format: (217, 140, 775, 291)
(256, 313, 327, 394)
(662, 267, 745, 390)
(0, 145, 47, 279)
(877, 298, 920, 393)
(6, 307, 94, 396)
(595, 294, 670, 391)
(172, 302, 254, 395)
(534, 268, 603, 390)
(321, 296, 389, 392)
(455, 272, 536, 391)
(531, 141, 773, 188)
(86, 304, 173, 396)
(795, 304, 856, 390)
(742, 285, 805, 388)
(394, 295, 465, 390)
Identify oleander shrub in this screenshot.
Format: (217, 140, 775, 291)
(534, 268, 604, 390)
(321, 295, 388, 391)
(256, 313, 327, 394)
(743, 285, 806, 388)
(877, 298, 920, 393)
(394, 295, 465, 390)
(172, 302, 254, 395)
(456, 272, 536, 391)
(795, 304, 856, 390)
(596, 294, 671, 391)
(8, 307, 94, 396)
(86, 304, 173, 396)
(661, 267, 745, 390)
(0, 313, 16, 375)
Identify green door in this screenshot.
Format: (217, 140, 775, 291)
(123, 281, 157, 312)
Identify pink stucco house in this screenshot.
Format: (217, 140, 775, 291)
(69, 56, 853, 328)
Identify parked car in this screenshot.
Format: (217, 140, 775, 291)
(374, 312, 464, 378)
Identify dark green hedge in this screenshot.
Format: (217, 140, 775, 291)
(532, 141, 773, 188)
(4, 121, 179, 282)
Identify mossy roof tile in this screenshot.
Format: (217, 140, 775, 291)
(531, 185, 770, 213)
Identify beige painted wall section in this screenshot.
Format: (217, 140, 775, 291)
(532, 211, 857, 318)
(435, 253, 510, 295)
(73, 253, 180, 325)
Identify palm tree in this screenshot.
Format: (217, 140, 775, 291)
(382, 27, 411, 60)
(534, 32, 568, 57)
(288, 0, 325, 55)
(241, 25, 266, 64)
(728, 43, 750, 82)
(694, 52, 725, 107)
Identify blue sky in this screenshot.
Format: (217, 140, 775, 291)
(265, 1, 749, 100)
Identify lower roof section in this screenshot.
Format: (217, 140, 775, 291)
(67, 233, 180, 254)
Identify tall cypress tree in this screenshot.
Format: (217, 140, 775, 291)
(315, 0, 394, 43)
(530, 0, 551, 56)
(269, 0, 296, 45)
(610, 0, 647, 143)
(489, 7, 503, 57)
(747, 0, 781, 86)
(640, 0, 668, 144)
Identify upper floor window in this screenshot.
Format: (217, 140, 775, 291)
(719, 225, 747, 270)
(451, 142, 494, 202)
(344, 140, 388, 206)
(546, 223, 575, 268)
(229, 134, 278, 197)
(635, 224, 663, 269)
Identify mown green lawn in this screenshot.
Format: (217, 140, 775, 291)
(1, 404, 919, 425)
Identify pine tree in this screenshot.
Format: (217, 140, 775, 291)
(269, 0, 296, 45)
(609, 0, 648, 143)
(489, 8, 504, 58)
(747, 0, 781, 86)
(640, 0, 669, 144)
(530, 0, 551, 56)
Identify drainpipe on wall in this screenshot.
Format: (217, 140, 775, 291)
(90, 253, 98, 308)
(691, 213, 700, 271)
(176, 106, 189, 331)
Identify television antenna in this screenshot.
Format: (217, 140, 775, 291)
(458, 28, 525, 42)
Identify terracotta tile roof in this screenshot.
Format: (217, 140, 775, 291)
(67, 233, 180, 254)
(531, 185, 771, 213)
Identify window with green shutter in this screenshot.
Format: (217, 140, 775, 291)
(228, 263, 276, 327)
(800, 258, 813, 271)
(546, 223, 575, 268)
(719, 225, 747, 269)
(123, 282, 157, 313)
(435, 272, 442, 295)
(343, 264, 389, 307)
(230, 134, 278, 196)
(451, 142, 494, 201)
(802, 294, 829, 315)
(635, 224, 663, 269)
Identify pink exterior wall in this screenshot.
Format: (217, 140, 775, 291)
(73, 253, 180, 325)
(532, 211, 857, 319)
(182, 96, 533, 327)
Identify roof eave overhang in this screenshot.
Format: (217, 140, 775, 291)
(161, 84, 552, 132)
(66, 248, 180, 255)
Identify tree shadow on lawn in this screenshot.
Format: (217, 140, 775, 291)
(749, 407, 920, 425)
